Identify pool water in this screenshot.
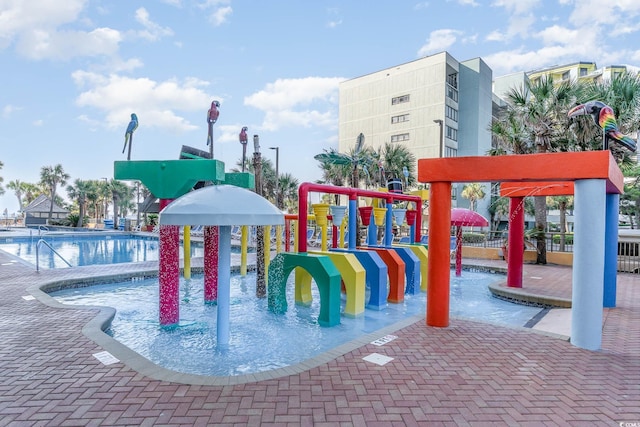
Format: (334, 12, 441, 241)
(50, 270, 543, 376)
(0, 235, 201, 268)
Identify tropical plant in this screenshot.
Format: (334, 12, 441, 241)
(491, 76, 581, 264)
(314, 133, 374, 189)
(110, 180, 134, 228)
(373, 142, 417, 190)
(0, 161, 4, 196)
(6, 180, 24, 212)
(277, 172, 299, 213)
(461, 183, 486, 211)
(66, 179, 93, 227)
(39, 164, 70, 223)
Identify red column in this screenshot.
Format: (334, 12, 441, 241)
(204, 225, 219, 302)
(455, 226, 463, 277)
(426, 182, 451, 327)
(507, 197, 524, 288)
(158, 198, 179, 325)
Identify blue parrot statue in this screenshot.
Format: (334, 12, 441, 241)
(123, 113, 138, 160)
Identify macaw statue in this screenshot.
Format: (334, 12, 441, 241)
(239, 126, 248, 145)
(207, 100, 220, 146)
(239, 126, 248, 172)
(568, 100, 637, 152)
(122, 113, 138, 160)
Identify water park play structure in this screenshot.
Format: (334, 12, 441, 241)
(114, 149, 624, 353)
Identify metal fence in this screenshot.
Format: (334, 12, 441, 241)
(463, 230, 640, 274)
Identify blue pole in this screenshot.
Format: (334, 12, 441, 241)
(384, 202, 393, 246)
(348, 198, 357, 250)
(603, 193, 619, 307)
(217, 225, 231, 347)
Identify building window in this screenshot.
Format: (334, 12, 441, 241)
(445, 105, 458, 122)
(447, 73, 458, 89)
(451, 187, 457, 201)
(391, 94, 410, 105)
(445, 125, 457, 141)
(446, 85, 458, 102)
(613, 72, 621, 79)
(562, 70, 570, 80)
(444, 146, 457, 157)
(391, 113, 410, 124)
(580, 67, 588, 77)
(390, 133, 410, 143)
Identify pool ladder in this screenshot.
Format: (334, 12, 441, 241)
(36, 239, 72, 271)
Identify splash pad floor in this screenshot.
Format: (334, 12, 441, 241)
(50, 270, 542, 377)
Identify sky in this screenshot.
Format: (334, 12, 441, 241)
(2, 0, 640, 216)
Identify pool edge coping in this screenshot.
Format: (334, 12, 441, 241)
(28, 262, 567, 386)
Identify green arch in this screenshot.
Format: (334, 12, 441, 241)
(267, 253, 342, 327)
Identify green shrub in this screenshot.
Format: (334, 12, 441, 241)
(552, 233, 573, 244)
(462, 232, 486, 244)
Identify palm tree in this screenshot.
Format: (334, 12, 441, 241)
(374, 142, 417, 190)
(39, 164, 70, 223)
(110, 180, 133, 229)
(461, 183, 486, 211)
(66, 179, 93, 227)
(21, 182, 42, 206)
(277, 172, 299, 213)
(492, 76, 581, 264)
(0, 161, 4, 196)
(6, 180, 24, 212)
(315, 133, 375, 189)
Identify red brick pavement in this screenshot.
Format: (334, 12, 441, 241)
(1, 251, 639, 426)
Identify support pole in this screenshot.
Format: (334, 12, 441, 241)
(603, 193, 619, 308)
(507, 196, 524, 288)
(204, 225, 219, 303)
(571, 179, 605, 350)
(158, 198, 179, 326)
(240, 225, 248, 276)
(183, 225, 191, 280)
(426, 182, 451, 327)
(217, 225, 231, 346)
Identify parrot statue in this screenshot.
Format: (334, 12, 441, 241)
(568, 100, 637, 152)
(239, 126, 248, 145)
(122, 113, 138, 160)
(239, 126, 248, 172)
(207, 100, 220, 146)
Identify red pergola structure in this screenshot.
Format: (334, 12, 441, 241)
(418, 151, 623, 350)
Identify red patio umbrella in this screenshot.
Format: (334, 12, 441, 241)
(451, 208, 489, 276)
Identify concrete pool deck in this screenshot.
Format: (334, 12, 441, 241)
(1, 237, 640, 424)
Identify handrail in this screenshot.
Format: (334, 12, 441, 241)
(36, 239, 72, 271)
(38, 225, 49, 236)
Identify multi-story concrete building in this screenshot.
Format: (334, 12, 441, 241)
(527, 61, 630, 85)
(338, 52, 493, 215)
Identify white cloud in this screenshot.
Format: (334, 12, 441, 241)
(198, 1, 232, 26)
(458, 0, 479, 6)
(491, 0, 540, 15)
(32, 119, 43, 127)
(326, 7, 342, 28)
(244, 77, 345, 131)
(72, 71, 215, 132)
(17, 27, 122, 60)
(414, 2, 429, 10)
(134, 8, 174, 41)
(0, 0, 125, 60)
(417, 29, 462, 57)
(2, 104, 22, 118)
(568, 0, 640, 26)
(486, 30, 506, 42)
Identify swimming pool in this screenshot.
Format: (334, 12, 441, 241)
(50, 270, 543, 377)
(0, 234, 204, 268)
